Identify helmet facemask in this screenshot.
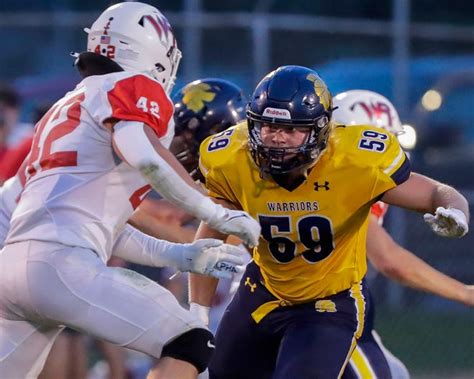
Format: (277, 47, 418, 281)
(248, 113, 331, 178)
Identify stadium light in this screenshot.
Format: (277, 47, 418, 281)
(421, 89, 443, 111)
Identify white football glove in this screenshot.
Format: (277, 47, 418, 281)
(177, 239, 245, 280)
(423, 207, 468, 238)
(206, 206, 261, 248)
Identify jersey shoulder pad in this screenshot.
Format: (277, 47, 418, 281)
(332, 124, 410, 185)
(199, 122, 248, 175)
(84, 72, 173, 138)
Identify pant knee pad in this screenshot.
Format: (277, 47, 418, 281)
(161, 328, 214, 373)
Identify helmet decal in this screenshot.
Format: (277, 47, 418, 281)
(332, 90, 404, 135)
(306, 73, 331, 111)
(141, 14, 173, 47)
(262, 107, 291, 120)
(102, 17, 113, 35)
(182, 83, 217, 113)
(350, 101, 394, 128)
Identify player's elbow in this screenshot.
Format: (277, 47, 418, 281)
(377, 258, 406, 282)
(137, 161, 160, 178)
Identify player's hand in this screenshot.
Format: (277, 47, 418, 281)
(423, 207, 468, 238)
(207, 206, 261, 247)
(180, 239, 245, 280)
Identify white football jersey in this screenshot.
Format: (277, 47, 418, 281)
(6, 71, 175, 262)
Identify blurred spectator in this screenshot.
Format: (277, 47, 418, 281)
(0, 84, 33, 183)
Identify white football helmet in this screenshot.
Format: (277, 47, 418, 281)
(85, 2, 182, 93)
(332, 90, 404, 135)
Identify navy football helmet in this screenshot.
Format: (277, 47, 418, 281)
(172, 78, 247, 176)
(247, 65, 333, 177)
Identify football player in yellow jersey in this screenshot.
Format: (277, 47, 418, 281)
(333, 90, 474, 379)
(189, 65, 469, 379)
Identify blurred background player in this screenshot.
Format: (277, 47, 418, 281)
(130, 77, 249, 242)
(333, 90, 474, 379)
(130, 77, 250, 330)
(0, 2, 259, 378)
(189, 65, 469, 379)
(0, 84, 33, 184)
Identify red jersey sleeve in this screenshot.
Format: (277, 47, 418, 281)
(370, 201, 389, 225)
(107, 75, 173, 138)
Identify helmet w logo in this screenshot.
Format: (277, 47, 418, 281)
(142, 14, 173, 46)
(306, 73, 332, 111)
(182, 83, 216, 113)
(351, 101, 393, 128)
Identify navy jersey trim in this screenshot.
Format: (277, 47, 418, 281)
(390, 153, 411, 185)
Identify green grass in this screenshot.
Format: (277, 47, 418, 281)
(374, 308, 474, 378)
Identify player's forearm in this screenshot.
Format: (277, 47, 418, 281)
(189, 273, 219, 306)
(129, 208, 195, 243)
(382, 173, 469, 218)
(380, 246, 469, 305)
(430, 183, 470, 220)
(112, 223, 183, 267)
(112, 121, 227, 223)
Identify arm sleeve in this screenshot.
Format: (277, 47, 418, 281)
(112, 224, 182, 268)
(112, 121, 224, 223)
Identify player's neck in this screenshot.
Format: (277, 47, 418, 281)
(271, 171, 307, 191)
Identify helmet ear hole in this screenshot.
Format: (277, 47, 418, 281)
(154, 64, 165, 72)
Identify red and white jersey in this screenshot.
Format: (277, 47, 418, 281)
(6, 72, 174, 263)
(371, 201, 389, 225)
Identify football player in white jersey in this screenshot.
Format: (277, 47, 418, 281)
(333, 90, 474, 379)
(0, 3, 261, 379)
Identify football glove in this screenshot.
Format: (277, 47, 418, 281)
(423, 207, 468, 238)
(176, 239, 245, 280)
(206, 206, 261, 248)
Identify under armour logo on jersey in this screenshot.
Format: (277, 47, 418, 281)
(314, 181, 330, 191)
(244, 277, 257, 293)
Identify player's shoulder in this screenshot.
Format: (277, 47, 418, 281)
(329, 123, 404, 169)
(81, 72, 167, 98)
(79, 72, 173, 138)
(199, 121, 249, 172)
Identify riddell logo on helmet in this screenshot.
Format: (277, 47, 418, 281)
(263, 107, 291, 120)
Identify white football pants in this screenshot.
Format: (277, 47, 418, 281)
(0, 240, 204, 379)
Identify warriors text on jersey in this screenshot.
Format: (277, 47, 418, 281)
(5, 72, 174, 263)
(199, 122, 410, 303)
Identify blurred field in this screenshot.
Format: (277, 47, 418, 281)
(375, 305, 474, 378)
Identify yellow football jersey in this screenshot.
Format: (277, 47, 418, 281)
(199, 122, 410, 303)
